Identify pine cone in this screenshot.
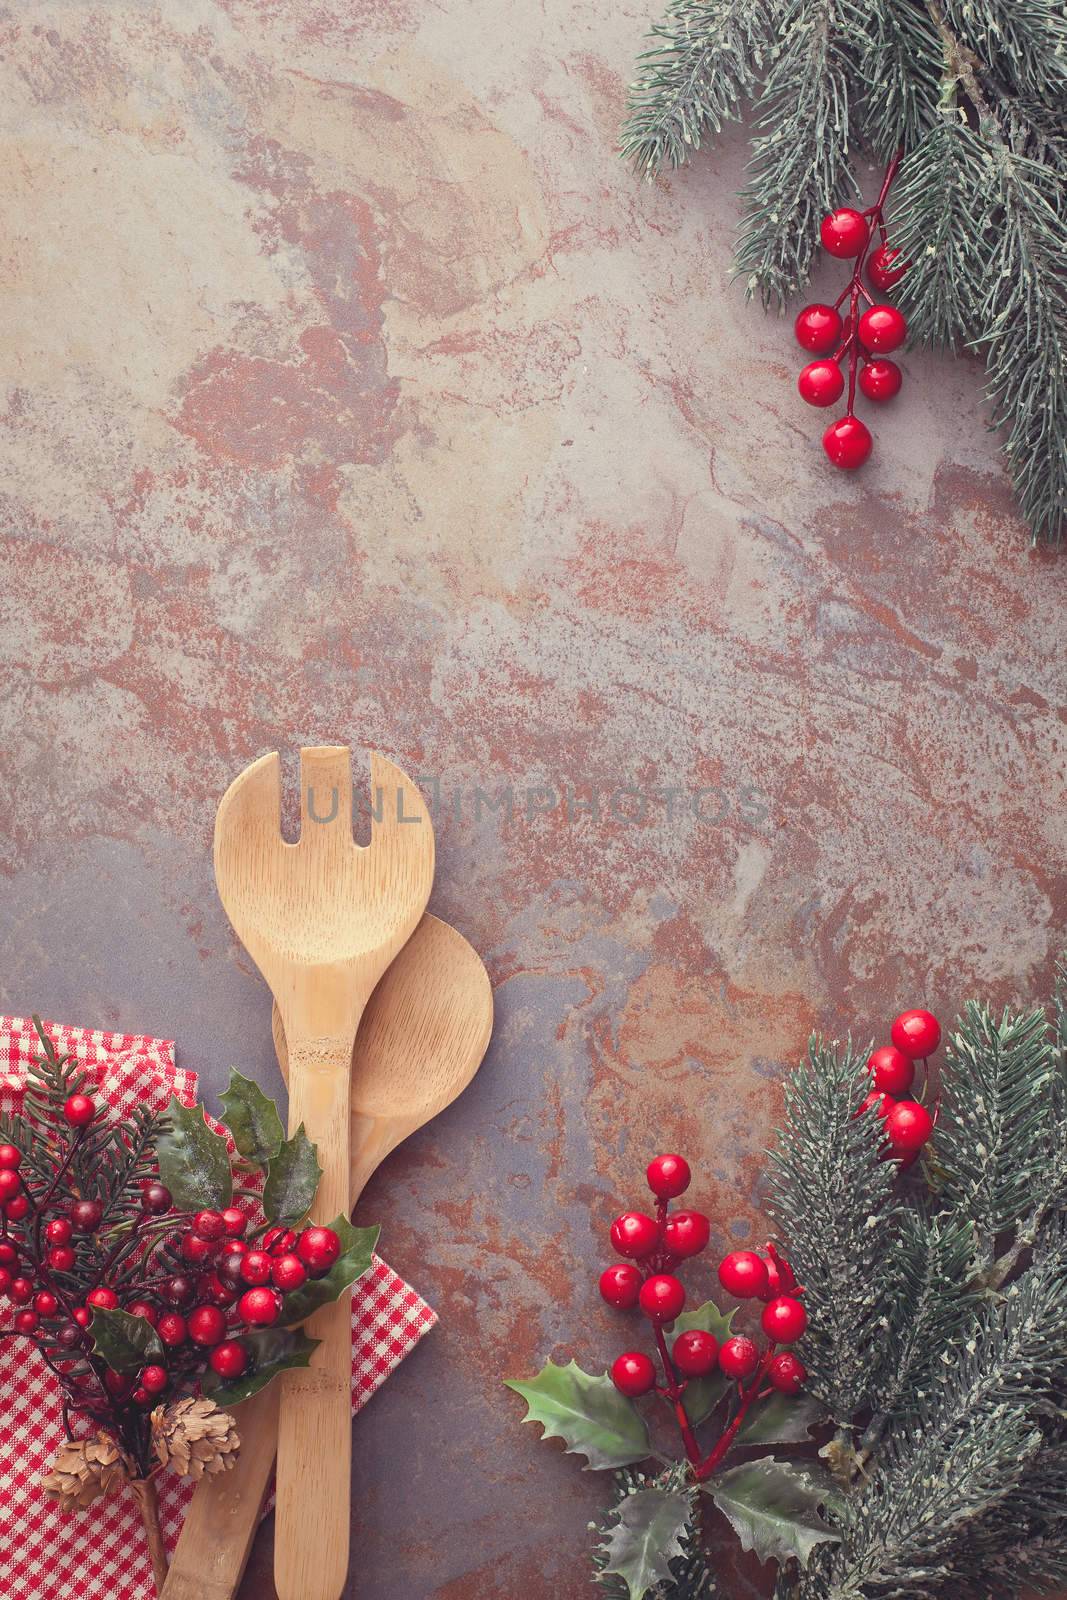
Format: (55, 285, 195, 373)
(41, 1432, 131, 1512)
(151, 1396, 240, 1480)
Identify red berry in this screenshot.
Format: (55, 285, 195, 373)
(104, 1369, 131, 1397)
(672, 1329, 719, 1376)
(717, 1250, 769, 1301)
(9, 1277, 33, 1305)
(238, 1287, 280, 1326)
(890, 1009, 941, 1059)
(181, 1232, 217, 1264)
(0, 1242, 18, 1266)
(646, 1154, 691, 1200)
(188, 1304, 227, 1346)
(885, 1100, 934, 1153)
(57, 1322, 81, 1348)
(202, 1272, 239, 1307)
(140, 1182, 172, 1214)
(271, 1254, 308, 1293)
(240, 1250, 273, 1286)
(141, 1364, 169, 1395)
(609, 1212, 660, 1260)
(4, 1194, 29, 1221)
(768, 1351, 807, 1394)
(798, 360, 844, 408)
(14, 1309, 38, 1334)
(599, 1263, 643, 1309)
(126, 1301, 158, 1326)
(820, 207, 869, 258)
(45, 1219, 73, 1247)
(822, 415, 872, 470)
(72, 1307, 92, 1329)
(867, 245, 909, 291)
(610, 1351, 657, 1397)
(48, 1246, 76, 1273)
(217, 1247, 250, 1287)
(858, 358, 902, 403)
(194, 1209, 225, 1241)
(263, 1226, 297, 1256)
(867, 1045, 914, 1095)
(719, 1336, 759, 1379)
(858, 1088, 895, 1123)
(0, 1269, 10, 1294)
(220, 1207, 247, 1238)
(0, 1170, 21, 1202)
(661, 1210, 710, 1260)
(63, 1093, 96, 1127)
(210, 1339, 249, 1379)
(295, 1227, 341, 1277)
(34, 1291, 58, 1318)
(71, 1199, 103, 1232)
(163, 1275, 195, 1307)
(761, 1246, 797, 1300)
(0, 1145, 21, 1170)
(638, 1274, 686, 1323)
(858, 304, 906, 353)
(132, 1387, 151, 1407)
(87, 1287, 118, 1311)
(794, 303, 842, 354)
(761, 1295, 808, 1344)
(157, 1312, 187, 1346)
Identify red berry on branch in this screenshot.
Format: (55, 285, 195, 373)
(822, 415, 872, 469)
(220, 1207, 247, 1238)
(210, 1339, 249, 1379)
(858, 304, 907, 353)
(6, 1275, 30, 1306)
(262, 1226, 296, 1255)
(0, 1145, 20, 1170)
(34, 1291, 58, 1318)
(63, 1094, 96, 1127)
(794, 303, 843, 354)
(761, 1245, 796, 1300)
(71, 1200, 103, 1233)
(57, 1323, 81, 1349)
(0, 1243, 17, 1266)
(672, 1329, 719, 1376)
(164, 1276, 195, 1307)
(104, 1370, 131, 1398)
(867, 1045, 914, 1095)
(194, 1210, 225, 1241)
(890, 1009, 941, 1059)
(202, 1272, 239, 1308)
(157, 1312, 187, 1347)
(867, 245, 909, 291)
(240, 1250, 273, 1286)
(86, 1287, 118, 1311)
(858, 359, 903, 403)
(238, 1287, 281, 1326)
(646, 1153, 691, 1200)
(132, 1387, 151, 1407)
(609, 1212, 660, 1260)
(638, 1274, 686, 1323)
(126, 1301, 158, 1326)
(140, 1182, 172, 1214)
(141, 1364, 169, 1395)
(599, 1263, 643, 1309)
(4, 1194, 29, 1222)
(718, 1336, 759, 1379)
(717, 1250, 770, 1301)
(610, 1351, 657, 1397)
(768, 1351, 806, 1394)
(886, 1100, 934, 1153)
(48, 1246, 76, 1273)
(820, 207, 869, 258)
(761, 1296, 808, 1344)
(14, 1310, 37, 1334)
(858, 1088, 895, 1123)
(0, 1269, 10, 1295)
(181, 1233, 217, 1265)
(72, 1307, 92, 1329)
(0, 1170, 21, 1202)
(271, 1254, 308, 1293)
(661, 1210, 710, 1259)
(188, 1304, 227, 1346)
(296, 1227, 342, 1277)
(45, 1219, 73, 1247)
(798, 360, 844, 408)
(217, 1247, 249, 1287)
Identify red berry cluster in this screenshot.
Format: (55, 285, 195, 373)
(600, 1156, 807, 1481)
(858, 1008, 940, 1166)
(793, 151, 910, 470)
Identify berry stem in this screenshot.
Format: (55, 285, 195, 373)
(651, 1322, 703, 1469)
(833, 148, 903, 418)
(694, 1346, 776, 1481)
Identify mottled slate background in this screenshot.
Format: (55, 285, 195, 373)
(1, 2, 1065, 1596)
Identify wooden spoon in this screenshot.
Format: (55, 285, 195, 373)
(213, 747, 434, 1600)
(159, 913, 492, 1600)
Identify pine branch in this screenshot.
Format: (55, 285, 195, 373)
(939, 0, 1067, 102)
(847, 0, 943, 158)
(890, 118, 990, 347)
(870, 1211, 975, 1418)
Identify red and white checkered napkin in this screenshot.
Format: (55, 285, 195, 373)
(0, 1015, 436, 1600)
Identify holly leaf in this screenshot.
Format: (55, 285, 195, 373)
(705, 1460, 840, 1566)
(599, 1483, 692, 1600)
(505, 1359, 650, 1470)
(89, 1306, 164, 1375)
(738, 1393, 827, 1446)
(219, 1070, 284, 1168)
(262, 1125, 321, 1223)
(673, 1300, 736, 1426)
(155, 1097, 233, 1210)
(203, 1326, 319, 1407)
(277, 1215, 379, 1325)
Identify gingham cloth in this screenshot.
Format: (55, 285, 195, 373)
(0, 1015, 436, 1600)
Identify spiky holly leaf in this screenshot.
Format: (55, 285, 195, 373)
(155, 1097, 232, 1211)
(599, 1483, 692, 1599)
(672, 1301, 736, 1425)
(263, 1124, 321, 1223)
(705, 1460, 839, 1566)
(737, 1393, 826, 1445)
(277, 1215, 379, 1326)
(89, 1306, 164, 1375)
(219, 1070, 284, 1168)
(505, 1359, 651, 1470)
(203, 1326, 319, 1407)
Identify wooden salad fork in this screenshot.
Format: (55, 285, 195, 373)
(212, 747, 434, 1600)
(159, 913, 492, 1600)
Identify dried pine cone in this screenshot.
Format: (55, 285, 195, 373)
(41, 1432, 131, 1512)
(151, 1396, 240, 1480)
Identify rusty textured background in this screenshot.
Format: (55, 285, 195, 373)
(1, 2, 1066, 1596)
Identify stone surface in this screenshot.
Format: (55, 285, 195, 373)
(1, 3, 1065, 1596)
